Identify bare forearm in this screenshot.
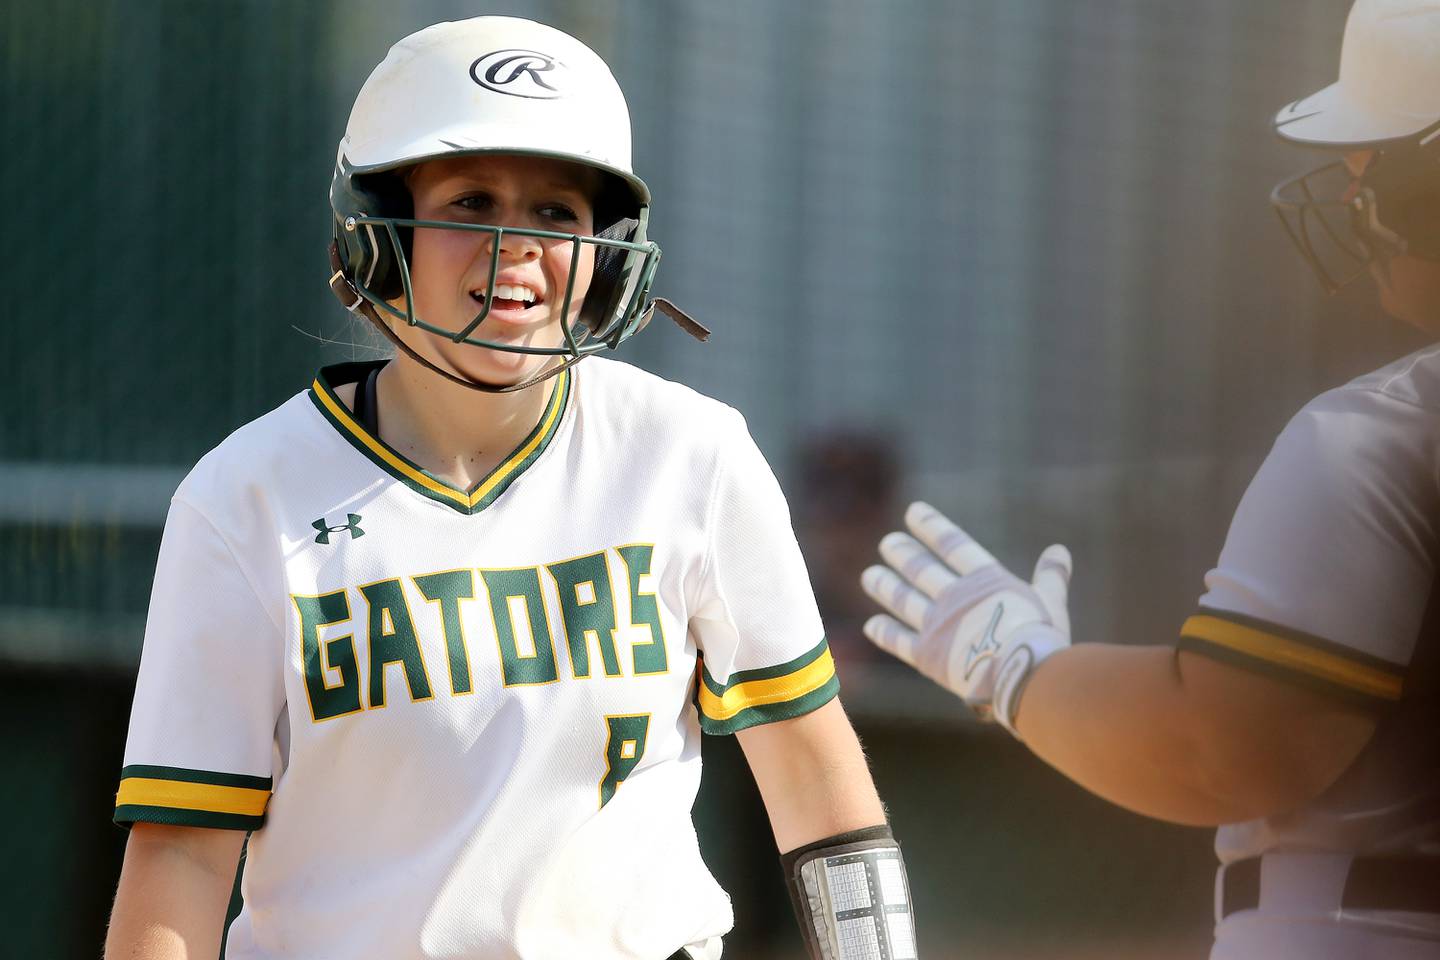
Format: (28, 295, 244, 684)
(1014, 643, 1377, 825)
(739, 699, 888, 852)
(105, 826, 241, 960)
(1011, 644, 1231, 824)
(765, 740, 886, 852)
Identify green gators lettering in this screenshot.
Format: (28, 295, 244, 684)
(360, 579, 434, 707)
(294, 590, 363, 722)
(617, 544, 668, 675)
(547, 552, 623, 679)
(414, 570, 477, 695)
(481, 567, 560, 687)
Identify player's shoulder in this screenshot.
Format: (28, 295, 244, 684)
(1278, 345, 1440, 468)
(1195, 348, 1440, 682)
(1309, 344, 1440, 419)
(575, 357, 748, 441)
(173, 389, 322, 513)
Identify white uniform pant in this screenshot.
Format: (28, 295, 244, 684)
(1211, 852, 1440, 959)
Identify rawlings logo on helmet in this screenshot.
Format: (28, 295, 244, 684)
(470, 49, 565, 99)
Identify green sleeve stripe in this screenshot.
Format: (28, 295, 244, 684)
(699, 636, 831, 696)
(1194, 606, 1407, 674)
(113, 805, 265, 832)
(1177, 635, 1397, 712)
(119, 765, 273, 790)
(699, 674, 840, 735)
(1180, 611, 1404, 704)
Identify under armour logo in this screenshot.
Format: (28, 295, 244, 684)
(313, 514, 364, 544)
(964, 603, 1005, 679)
(470, 49, 565, 99)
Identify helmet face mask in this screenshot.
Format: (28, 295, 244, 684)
(341, 212, 661, 354)
(1269, 0, 1440, 296)
(327, 16, 669, 392)
(1271, 132, 1440, 295)
(334, 159, 662, 358)
(1271, 160, 1376, 295)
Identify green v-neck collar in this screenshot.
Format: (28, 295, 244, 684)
(307, 360, 572, 516)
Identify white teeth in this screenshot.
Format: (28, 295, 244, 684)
(489, 283, 537, 303)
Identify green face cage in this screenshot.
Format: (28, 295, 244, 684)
(328, 181, 708, 394)
(1269, 123, 1440, 296)
(341, 213, 663, 355)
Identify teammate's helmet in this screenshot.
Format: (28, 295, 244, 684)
(1269, 0, 1440, 293)
(329, 17, 662, 387)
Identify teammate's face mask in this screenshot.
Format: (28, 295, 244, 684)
(1271, 133, 1440, 295)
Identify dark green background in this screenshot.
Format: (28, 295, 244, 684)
(2, 0, 1419, 956)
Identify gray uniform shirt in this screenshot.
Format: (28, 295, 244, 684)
(1181, 344, 1440, 863)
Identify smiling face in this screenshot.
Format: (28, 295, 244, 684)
(396, 153, 600, 386)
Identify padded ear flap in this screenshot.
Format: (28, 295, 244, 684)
(578, 217, 640, 334)
(330, 170, 414, 302)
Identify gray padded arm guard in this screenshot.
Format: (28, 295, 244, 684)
(781, 825, 917, 960)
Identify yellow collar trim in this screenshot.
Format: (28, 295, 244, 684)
(311, 368, 569, 511)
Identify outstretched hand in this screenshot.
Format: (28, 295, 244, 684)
(860, 502, 1073, 734)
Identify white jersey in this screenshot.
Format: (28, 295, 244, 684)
(1180, 345, 1440, 949)
(115, 357, 838, 960)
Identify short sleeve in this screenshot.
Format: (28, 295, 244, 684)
(1179, 387, 1437, 710)
(115, 497, 286, 830)
(690, 411, 838, 734)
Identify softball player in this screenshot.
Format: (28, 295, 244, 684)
(861, 1, 1439, 958)
(105, 17, 916, 960)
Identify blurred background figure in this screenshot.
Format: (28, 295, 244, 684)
(2, 0, 1428, 957)
(794, 430, 902, 674)
(862, 1, 1440, 958)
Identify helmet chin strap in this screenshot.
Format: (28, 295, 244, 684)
(329, 242, 577, 394)
(327, 243, 711, 394)
(365, 300, 579, 394)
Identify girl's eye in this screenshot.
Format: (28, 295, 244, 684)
(454, 194, 494, 212)
(540, 203, 579, 223)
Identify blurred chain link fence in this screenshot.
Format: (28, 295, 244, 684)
(2, 0, 1427, 955)
(4, 0, 1416, 663)
(4, 0, 1417, 681)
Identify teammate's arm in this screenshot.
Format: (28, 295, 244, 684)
(736, 697, 886, 851)
(105, 823, 243, 960)
(862, 501, 1381, 827)
(1013, 645, 1376, 825)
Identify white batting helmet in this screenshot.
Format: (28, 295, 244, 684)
(1270, 0, 1440, 291)
(1275, 0, 1440, 146)
(328, 17, 672, 392)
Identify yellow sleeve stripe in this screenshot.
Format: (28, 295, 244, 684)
(699, 647, 837, 721)
(115, 777, 271, 817)
(1180, 614, 1403, 701)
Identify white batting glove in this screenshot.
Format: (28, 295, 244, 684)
(860, 502, 1073, 736)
